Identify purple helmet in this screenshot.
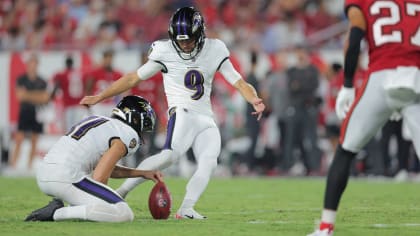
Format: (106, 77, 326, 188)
(168, 7, 206, 60)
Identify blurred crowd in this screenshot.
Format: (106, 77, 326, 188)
(2, 0, 419, 181)
(221, 49, 419, 181)
(0, 0, 345, 51)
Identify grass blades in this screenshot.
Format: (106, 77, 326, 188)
(1, 177, 420, 236)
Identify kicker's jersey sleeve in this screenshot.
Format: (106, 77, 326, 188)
(42, 116, 140, 182)
(143, 38, 238, 116)
(344, 0, 420, 72)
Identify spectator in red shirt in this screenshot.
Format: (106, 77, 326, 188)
(53, 55, 88, 132)
(84, 49, 123, 116)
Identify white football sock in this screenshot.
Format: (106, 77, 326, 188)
(181, 175, 209, 209)
(180, 199, 195, 210)
(181, 159, 216, 209)
(54, 205, 87, 221)
(321, 209, 336, 224)
(54, 203, 133, 222)
(85, 202, 133, 222)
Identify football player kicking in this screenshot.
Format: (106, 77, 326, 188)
(308, 0, 420, 235)
(25, 96, 163, 222)
(80, 7, 265, 219)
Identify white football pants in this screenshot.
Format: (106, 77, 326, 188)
(341, 67, 420, 156)
(118, 107, 221, 209)
(37, 165, 133, 222)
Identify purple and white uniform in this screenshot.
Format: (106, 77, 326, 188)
(136, 38, 241, 155)
(36, 115, 139, 222)
(121, 38, 242, 209)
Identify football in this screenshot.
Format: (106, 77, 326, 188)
(148, 181, 172, 219)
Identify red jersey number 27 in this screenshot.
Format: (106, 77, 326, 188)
(371, 1, 420, 47)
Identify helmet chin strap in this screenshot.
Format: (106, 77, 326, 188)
(181, 47, 198, 58)
(173, 41, 200, 60)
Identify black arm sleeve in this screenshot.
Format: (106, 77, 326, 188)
(343, 27, 365, 88)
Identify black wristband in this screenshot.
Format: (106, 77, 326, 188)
(344, 27, 365, 88)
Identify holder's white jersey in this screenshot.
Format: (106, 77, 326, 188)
(141, 38, 240, 117)
(41, 116, 140, 182)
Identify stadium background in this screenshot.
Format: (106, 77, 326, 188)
(2, 2, 420, 235)
(2, 0, 403, 177)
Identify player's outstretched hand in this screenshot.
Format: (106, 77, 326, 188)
(80, 95, 102, 107)
(142, 170, 164, 183)
(251, 98, 266, 121)
(335, 86, 355, 120)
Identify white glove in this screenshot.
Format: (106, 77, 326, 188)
(389, 111, 402, 121)
(335, 86, 355, 120)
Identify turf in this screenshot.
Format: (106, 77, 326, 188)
(1, 176, 420, 236)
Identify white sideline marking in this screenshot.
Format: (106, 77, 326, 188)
(369, 223, 420, 228)
(373, 224, 388, 228)
(404, 223, 420, 226)
(245, 221, 420, 227)
(248, 220, 288, 224)
(219, 208, 321, 215)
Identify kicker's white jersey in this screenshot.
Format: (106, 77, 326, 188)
(41, 116, 140, 182)
(145, 38, 239, 116)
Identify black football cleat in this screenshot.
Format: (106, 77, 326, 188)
(25, 198, 64, 222)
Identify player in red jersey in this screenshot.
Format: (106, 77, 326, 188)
(84, 50, 123, 116)
(308, 0, 420, 235)
(53, 55, 88, 131)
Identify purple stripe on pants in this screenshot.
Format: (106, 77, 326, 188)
(73, 178, 123, 203)
(163, 112, 176, 150)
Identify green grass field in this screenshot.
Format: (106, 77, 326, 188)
(1, 176, 420, 236)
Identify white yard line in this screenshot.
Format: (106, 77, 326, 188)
(373, 223, 420, 228)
